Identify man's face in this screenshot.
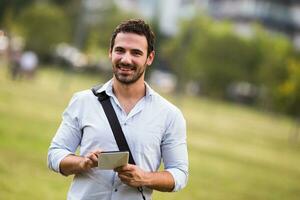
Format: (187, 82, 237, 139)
(109, 32, 154, 85)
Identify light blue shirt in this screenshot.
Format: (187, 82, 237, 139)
(48, 80, 188, 200)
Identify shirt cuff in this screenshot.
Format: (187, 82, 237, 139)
(48, 149, 73, 175)
(165, 168, 188, 192)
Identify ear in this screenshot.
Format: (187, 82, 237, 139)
(146, 51, 155, 66)
(108, 48, 112, 59)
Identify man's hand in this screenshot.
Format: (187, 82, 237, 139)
(114, 164, 175, 192)
(79, 149, 101, 171)
(60, 149, 101, 176)
(114, 164, 149, 187)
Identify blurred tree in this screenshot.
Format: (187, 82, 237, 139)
(163, 16, 260, 97)
(50, 0, 81, 33)
(0, 0, 34, 28)
(86, 6, 136, 50)
(252, 27, 294, 112)
(84, 4, 137, 60)
(162, 14, 299, 115)
(16, 2, 71, 61)
(277, 59, 300, 116)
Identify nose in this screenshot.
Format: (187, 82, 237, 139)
(120, 52, 132, 65)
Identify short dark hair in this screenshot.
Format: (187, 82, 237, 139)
(110, 19, 155, 55)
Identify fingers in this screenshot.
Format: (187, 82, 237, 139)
(91, 149, 102, 155)
(88, 149, 102, 160)
(118, 174, 132, 185)
(115, 165, 133, 181)
(81, 149, 102, 170)
(115, 165, 146, 187)
(114, 166, 124, 172)
(86, 152, 98, 165)
(114, 164, 134, 172)
(79, 157, 94, 171)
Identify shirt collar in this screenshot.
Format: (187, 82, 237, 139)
(95, 79, 155, 98)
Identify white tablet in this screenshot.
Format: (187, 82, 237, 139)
(98, 151, 129, 170)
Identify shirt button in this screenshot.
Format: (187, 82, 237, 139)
(114, 188, 118, 192)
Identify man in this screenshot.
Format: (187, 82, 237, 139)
(48, 19, 188, 200)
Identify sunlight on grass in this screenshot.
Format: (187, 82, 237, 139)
(0, 65, 300, 200)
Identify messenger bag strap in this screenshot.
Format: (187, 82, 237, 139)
(91, 85, 135, 164)
(92, 85, 146, 200)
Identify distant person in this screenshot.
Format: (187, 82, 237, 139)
(48, 19, 188, 199)
(0, 30, 9, 58)
(7, 36, 22, 80)
(19, 51, 38, 79)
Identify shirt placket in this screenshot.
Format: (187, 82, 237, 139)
(110, 171, 122, 199)
(110, 107, 126, 200)
(108, 91, 147, 200)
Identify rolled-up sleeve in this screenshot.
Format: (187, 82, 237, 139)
(47, 94, 82, 173)
(162, 109, 188, 192)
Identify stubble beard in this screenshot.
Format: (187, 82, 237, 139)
(113, 63, 146, 85)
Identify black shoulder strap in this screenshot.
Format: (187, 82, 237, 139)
(92, 85, 146, 200)
(91, 85, 136, 165)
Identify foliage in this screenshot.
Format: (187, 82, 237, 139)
(163, 17, 261, 97)
(16, 3, 71, 60)
(277, 59, 300, 116)
(251, 28, 294, 113)
(0, 0, 34, 27)
(162, 15, 298, 115)
(1, 1, 299, 115)
(84, 5, 138, 57)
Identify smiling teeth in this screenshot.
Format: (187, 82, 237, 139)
(120, 67, 130, 70)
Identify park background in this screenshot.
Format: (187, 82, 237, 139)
(0, 0, 300, 199)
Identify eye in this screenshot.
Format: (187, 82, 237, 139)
(131, 50, 143, 57)
(114, 47, 124, 54)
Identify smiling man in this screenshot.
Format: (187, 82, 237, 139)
(48, 19, 188, 200)
(111, 32, 151, 85)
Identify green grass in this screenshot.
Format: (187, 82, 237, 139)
(0, 65, 299, 200)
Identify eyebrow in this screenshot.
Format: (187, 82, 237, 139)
(114, 46, 144, 55)
(114, 46, 124, 51)
(131, 49, 144, 55)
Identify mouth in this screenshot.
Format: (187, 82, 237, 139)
(116, 64, 136, 73)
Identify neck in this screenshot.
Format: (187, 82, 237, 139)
(112, 77, 146, 101)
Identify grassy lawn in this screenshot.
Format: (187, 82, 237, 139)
(0, 65, 299, 199)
